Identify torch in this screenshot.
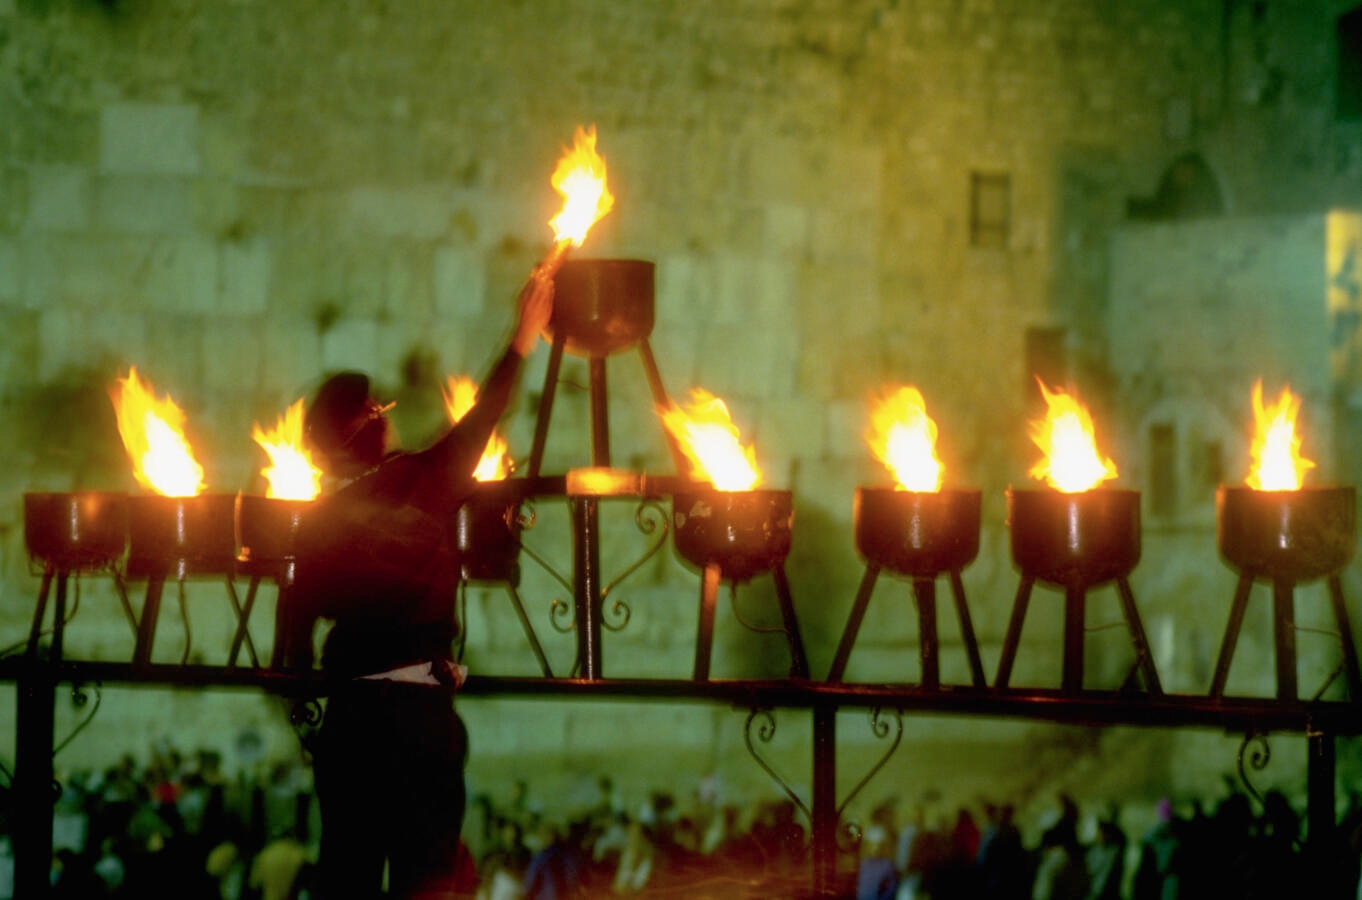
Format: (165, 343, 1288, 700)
(1211, 380, 1360, 701)
(236, 398, 322, 668)
(828, 386, 986, 689)
(109, 367, 247, 667)
(660, 388, 808, 680)
(534, 125, 615, 283)
(997, 379, 1161, 696)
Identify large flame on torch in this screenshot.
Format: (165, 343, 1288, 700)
(867, 386, 943, 492)
(538, 125, 615, 277)
(443, 376, 511, 482)
(108, 367, 206, 497)
(658, 388, 762, 491)
(1246, 379, 1315, 491)
(251, 399, 322, 500)
(1027, 379, 1118, 493)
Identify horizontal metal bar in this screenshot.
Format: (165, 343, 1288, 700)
(2, 658, 1359, 735)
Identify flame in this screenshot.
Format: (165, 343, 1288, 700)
(658, 388, 762, 491)
(251, 399, 322, 501)
(1247, 379, 1315, 490)
(108, 367, 205, 497)
(867, 386, 943, 492)
(548, 125, 615, 247)
(443, 375, 511, 481)
(1027, 379, 1118, 493)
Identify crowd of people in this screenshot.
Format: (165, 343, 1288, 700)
(0, 743, 316, 899)
(5, 741, 1362, 899)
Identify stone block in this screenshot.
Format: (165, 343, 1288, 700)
(94, 176, 194, 234)
(27, 166, 91, 233)
(141, 237, 220, 314)
(764, 203, 811, 259)
(99, 103, 201, 176)
(710, 255, 799, 328)
(342, 185, 451, 240)
(810, 205, 880, 266)
(320, 315, 381, 375)
(0, 307, 38, 383)
(655, 253, 718, 328)
(432, 244, 487, 319)
(219, 238, 271, 316)
(259, 316, 323, 397)
(692, 325, 797, 404)
(0, 238, 18, 303)
(201, 317, 266, 392)
(37, 308, 147, 383)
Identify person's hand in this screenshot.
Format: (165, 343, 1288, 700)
(511, 270, 554, 357)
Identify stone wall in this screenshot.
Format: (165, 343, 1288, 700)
(3, 0, 1362, 829)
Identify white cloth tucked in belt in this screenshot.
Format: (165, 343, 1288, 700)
(357, 659, 467, 688)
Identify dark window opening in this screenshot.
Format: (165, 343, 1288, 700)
(1338, 7, 1362, 121)
(1149, 424, 1177, 517)
(1195, 439, 1225, 490)
(970, 172, 1011, 249)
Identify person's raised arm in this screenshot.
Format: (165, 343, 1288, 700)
(409, 272, 554, 491)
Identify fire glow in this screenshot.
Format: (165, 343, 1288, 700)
(539, 125, 615, 277)
(251, 399, 322, 501)
(1027, 379, 1118, 493)
(108, 367, 206, 497)
(1246, 379, 1315, 491)
(658, 388, 762, 492)
(867, 386, 943, 492)
(443, 376, 511, 482)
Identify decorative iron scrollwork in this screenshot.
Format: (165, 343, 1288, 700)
(54, 681, 102, 757)
(1237, 731, 1271, 808)
(597, 500, 670, 632)
(743, 708, 811, 826)
(837, 708, 904, 823)
(290, 698, 323, 729)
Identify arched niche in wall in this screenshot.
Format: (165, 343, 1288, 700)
(1126, 152, 1227, 222)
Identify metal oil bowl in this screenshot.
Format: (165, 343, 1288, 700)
(550, 258, 655, 357)
(854, 487, 981, 577)
(1007, 488, 1141, 588)
(24, 491, 129, 570)
(1217, 485, 1356, 582)
(673, 487, 793, 584)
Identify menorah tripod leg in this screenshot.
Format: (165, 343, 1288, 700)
(505, 583, 554, 678)
(112, 573, 139, 640)
(26, 568, 54, 658)
(827, 565, 879, 683)
(693, 563, 722, 680)
(913, 577, 940, 691)
(1210, 574, 1254, 699)
(1273, 579, 1298, 702)
(1062, 586, 1086, 694)
(994, 576, 1034, 689)
(637, 339, 689, 474)
(589, 356, 610, 467)
(949, 570, 987, 689)
(134, 575, 167, 667)
(1115, 577, 1162, 696)
(272, 581, 296, 670)
(526, 335, 567, 479)
(50, 573, 69, 664)
(1327, 575, 1362, 700)
(773, 564, 809, 678)
(221, 577, 259, 668)
(228, 576, 262, 669)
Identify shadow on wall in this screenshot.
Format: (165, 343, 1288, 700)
(9, 361, 129, 490)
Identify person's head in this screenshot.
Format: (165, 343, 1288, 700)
(304, 372, 394, 478)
